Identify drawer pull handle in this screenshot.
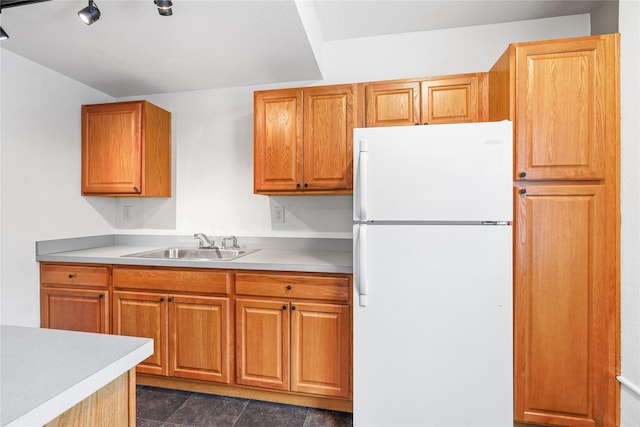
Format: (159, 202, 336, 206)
(286, 285, 292, 290)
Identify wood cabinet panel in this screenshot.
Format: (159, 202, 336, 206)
(253, 89, 303, 192)
(290, 302, 350, 398)
(169, 295, 231, 383)
(41, 264, 110, 288)
(235, 298, 290, 390)
(421, 75, 481, 124)
(364, 81, 420, 127)
(514, 184, 615, 427)
(254, 84, 357, 194)
(113, 267, 231, 294)
(235, 272, 350, 302)
(81, 100, 171, 197)
(113, 291, 168, 376)
(303, 85, 355, 191)
(41, 287, 109, 334)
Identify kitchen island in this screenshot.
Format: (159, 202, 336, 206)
(0, 325, 153, 426)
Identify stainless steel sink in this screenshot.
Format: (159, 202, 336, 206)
(122, 247, 258, 261)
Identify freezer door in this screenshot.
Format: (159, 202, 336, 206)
(353, 224, 513, 427)
(353, 121, 512, 222)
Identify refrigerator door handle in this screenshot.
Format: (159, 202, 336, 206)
(359, 139, 368, 221)
(358, 223, 369, 307)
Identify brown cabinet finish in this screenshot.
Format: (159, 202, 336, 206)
(254, 84, 357, 195)
(112, 267, 232, 383)
(235, 272, 352, 399)
(514, 184, 615, 427)
(41, 287, 109, 334)
(364, 73, 487, 127)
(40, 263, 110, 333)
(489, 34, 620, 427)
(82, 100, 171, 197)
(235, 298, 290, 390)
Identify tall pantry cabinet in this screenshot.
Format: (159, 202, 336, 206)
(489, 34, 620, 427)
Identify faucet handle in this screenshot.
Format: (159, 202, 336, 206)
(194, 233, 216, 248)
(221, 235, 239, 250)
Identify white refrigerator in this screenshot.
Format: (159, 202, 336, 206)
(353, 121, 513, 427)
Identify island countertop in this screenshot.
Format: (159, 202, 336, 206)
(0, 325, 152, 427)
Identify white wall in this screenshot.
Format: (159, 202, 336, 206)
(1, 16, 590, 325)
(618, 0, 640, 424)
(0, 50, 115, 325)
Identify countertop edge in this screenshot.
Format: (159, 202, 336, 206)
(3, 331, 153, 427)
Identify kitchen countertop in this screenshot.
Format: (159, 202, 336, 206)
(35, 236, 353, 274)
(0, 325, 153, 426)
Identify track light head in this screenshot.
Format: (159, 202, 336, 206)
(0, 26, 9, 41)
(154, 0, 173, 16)
(78, 0, 100, 25)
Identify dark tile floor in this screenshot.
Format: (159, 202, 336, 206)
(136, 386, 353, 427)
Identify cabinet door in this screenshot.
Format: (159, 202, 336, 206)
(236, 298, 289, 390)
(41, 287, 109, 333)
(254, 89, 303, 193)
(420, 75, 482, 124)
(113, 291, 168, 376)
(364, 80, 420, 127)
(514, 184, 616, 427)
(169, 295, 231, 383)
(82, 102, 143, 195)
(303, 85, 356, 192)
(515, 36, 615, 180)
(290, 302, 350, 398)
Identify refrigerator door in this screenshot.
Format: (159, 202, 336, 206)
(354, 121, 512, 222)
(353, 223, 513, 427)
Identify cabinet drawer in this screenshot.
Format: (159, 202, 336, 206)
(235, 273, 350, 302)
(40, 263, 110, 288)
(113, 267, 231, 294)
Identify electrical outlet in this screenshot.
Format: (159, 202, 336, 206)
(123, 205, 132, 222)
(273, 206, 285, 223)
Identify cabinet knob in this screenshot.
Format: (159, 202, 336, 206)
(296, 183, 301, 188)
(291, 306, 296, 311)
(68, 274, 75, 279)
(133, 186, 139, 192)
(303, 183, 308, 188)
(424, 122, 429, 125)
(519, 172, 527, 178)
(286, 285, 292, 290)
(160, 297, 165, 302)
(168, 297, 173, 302)
(414, 123, 420, 126)
(520, 188, 527, 195)
(282, 305, 287, 310)
(99, 294, 104, 299)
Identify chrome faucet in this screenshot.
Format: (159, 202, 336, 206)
(194, 233, 216, 249)
(221, 235, 239, 250)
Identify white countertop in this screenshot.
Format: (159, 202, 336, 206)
(0, 325, 153, 427)
(36, 245, 353, 274)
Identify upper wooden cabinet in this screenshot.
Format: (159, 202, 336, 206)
(81, 100, 171, 197)
(254, 84, 358, 195)
(489, 34, 619, 181)
(364, 73, 488, 127)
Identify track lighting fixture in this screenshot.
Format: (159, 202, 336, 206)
(77, 0, 100, 25)
(154, 0, 173, 16)
(0, 26, 8, 41)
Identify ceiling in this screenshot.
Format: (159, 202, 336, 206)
(0, 0, 606, 97)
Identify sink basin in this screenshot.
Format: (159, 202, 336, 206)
(123, 247, 258, 261)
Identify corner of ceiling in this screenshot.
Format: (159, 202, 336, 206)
(293, 0, 325, 79)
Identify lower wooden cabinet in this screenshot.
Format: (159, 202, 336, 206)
(40, 263, 110, 333)
(112, 267, 232, 384)
(514, 184, 617, 427)
(41, 287, 109, 333)
(235, 272, 352, 399)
